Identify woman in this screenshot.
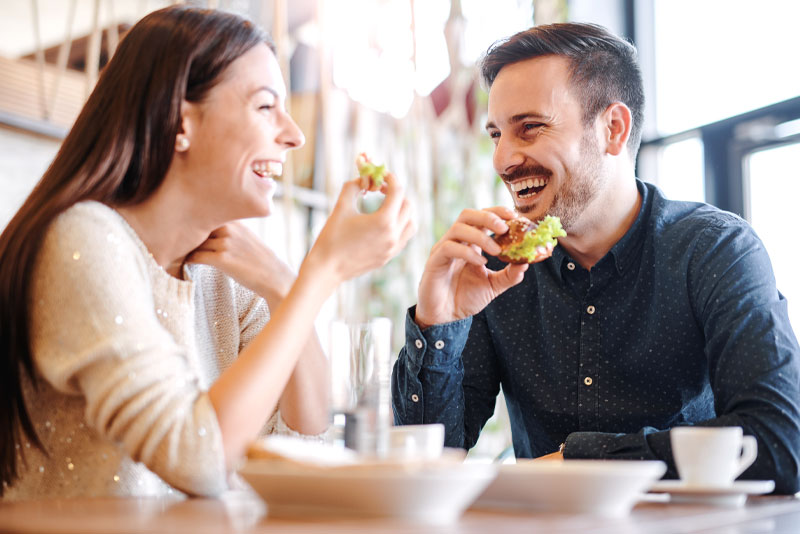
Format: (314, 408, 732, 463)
(0, 6, 414, 499)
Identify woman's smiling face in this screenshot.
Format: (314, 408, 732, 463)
(177, 42, 304, 223)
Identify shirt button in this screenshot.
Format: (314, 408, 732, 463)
(411, 394, 419, 402)
(586, 305, 596, 314)
(584, 377, 593, 386)
(415, 339, 423, 349)
(434, 340, 445, 349)
(567, 262, 576, 271)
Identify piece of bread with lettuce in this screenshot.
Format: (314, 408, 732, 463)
(356, 153, 388, 190)
(494, 215, 566, 263)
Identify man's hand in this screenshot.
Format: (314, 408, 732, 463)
(414, 206, 529, 328)
(534, 450, 564, 461)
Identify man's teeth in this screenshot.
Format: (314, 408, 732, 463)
(510, 178, 546, 192)
(511, 178, 547, 199)
(252, 161, 282, 178)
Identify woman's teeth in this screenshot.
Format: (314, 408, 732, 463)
(252, 161, 282, 178)
(511, 178, 548, 199)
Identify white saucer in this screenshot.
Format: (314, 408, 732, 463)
(648, 480, 775, 507)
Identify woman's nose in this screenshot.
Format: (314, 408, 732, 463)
(279, 111, 305, 149)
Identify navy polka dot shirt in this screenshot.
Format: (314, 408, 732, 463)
(392, 180, 800, 494)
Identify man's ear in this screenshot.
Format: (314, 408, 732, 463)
(601, 102, 632, 156)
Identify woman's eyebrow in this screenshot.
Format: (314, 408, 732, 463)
(250, 86, 280, 98)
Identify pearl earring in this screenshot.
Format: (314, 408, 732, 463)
(176, 136, 190, 151)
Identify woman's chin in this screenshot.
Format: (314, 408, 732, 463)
(233, 197, 274, 220)
(253, 199, 274, 218)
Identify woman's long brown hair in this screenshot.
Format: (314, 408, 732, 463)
(0, 5, 271, 495)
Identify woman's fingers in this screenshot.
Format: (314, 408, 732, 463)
(376, 172, 404, 216)
(335, 178, 362, 215)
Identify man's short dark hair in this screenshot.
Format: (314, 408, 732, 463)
(480, 23, 644, 160)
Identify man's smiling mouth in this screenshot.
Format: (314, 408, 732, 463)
(510, 177, 548, 199)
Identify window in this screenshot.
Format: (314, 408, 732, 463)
(746, 142, 800, 330)
(639, 135, 705, 202)
(651, 0, 800, 136)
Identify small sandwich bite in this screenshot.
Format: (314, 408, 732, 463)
(355, 153, 388, 190)
(494, 215, 566, 264)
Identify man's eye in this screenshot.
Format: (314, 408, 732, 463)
(523, 123, 542, 131)
(259, 104, 275, 111)
(489, 131, 500, 139)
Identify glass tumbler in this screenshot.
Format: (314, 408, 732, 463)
(328, 317, 392, 457)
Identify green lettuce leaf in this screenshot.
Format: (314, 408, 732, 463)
(356, 156, 387, 186)
(504, 215, 566, 261)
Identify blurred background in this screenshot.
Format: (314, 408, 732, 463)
(1, 0, 798, 459)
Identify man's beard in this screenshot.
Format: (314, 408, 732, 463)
(513, 131, 604, 232)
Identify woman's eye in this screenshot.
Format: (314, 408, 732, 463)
(489, 131, 500, 139)
(523, 123, 542, 131)
(259, 103, 275, 111)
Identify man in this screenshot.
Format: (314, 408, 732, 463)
(391, 22, 800, 493)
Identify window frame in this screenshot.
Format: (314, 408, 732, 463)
(628, 0, 800, 216)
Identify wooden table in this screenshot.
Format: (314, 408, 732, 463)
(2, 491, 800, 534)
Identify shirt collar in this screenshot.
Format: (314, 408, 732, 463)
(548, 179, 651, 279)
(609, 179, 651, 275)
(549, 238, 570, 283)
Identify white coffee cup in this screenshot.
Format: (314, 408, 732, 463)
(670, 426, 758, 487)
(388, 424, 445, 461)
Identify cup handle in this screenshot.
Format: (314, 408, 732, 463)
(734, 435, 758, 478)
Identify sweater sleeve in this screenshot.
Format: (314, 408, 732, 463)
(234, 282, 269, 353)
(29, 204, 228, 496)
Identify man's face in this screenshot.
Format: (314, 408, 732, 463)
(486, 55, 606, 231)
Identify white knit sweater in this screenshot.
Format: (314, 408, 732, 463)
(5, 201, 296, 500)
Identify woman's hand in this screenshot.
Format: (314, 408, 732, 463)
(304, 172, 416, 287)
(186, 221, 294, 306)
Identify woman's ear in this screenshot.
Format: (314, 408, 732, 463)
(175, 100, 199, 152)
(602, 102, 632, 157)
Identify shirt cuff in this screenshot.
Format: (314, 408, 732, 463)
(404, 306, 472, 370)
(564, 431, 651, 460)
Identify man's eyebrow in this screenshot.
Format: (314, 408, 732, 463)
(485, 112, 549, 131)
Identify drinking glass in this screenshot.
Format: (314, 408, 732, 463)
(328, 317, 392, 457)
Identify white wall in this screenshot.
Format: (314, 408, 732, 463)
(567, 0, 626, 35)
(0, 127, 59, 229)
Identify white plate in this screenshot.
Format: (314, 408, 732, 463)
(239, 459, 497, 525)
(648, 479, 775, 507)
(472, 460, 667, 518)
